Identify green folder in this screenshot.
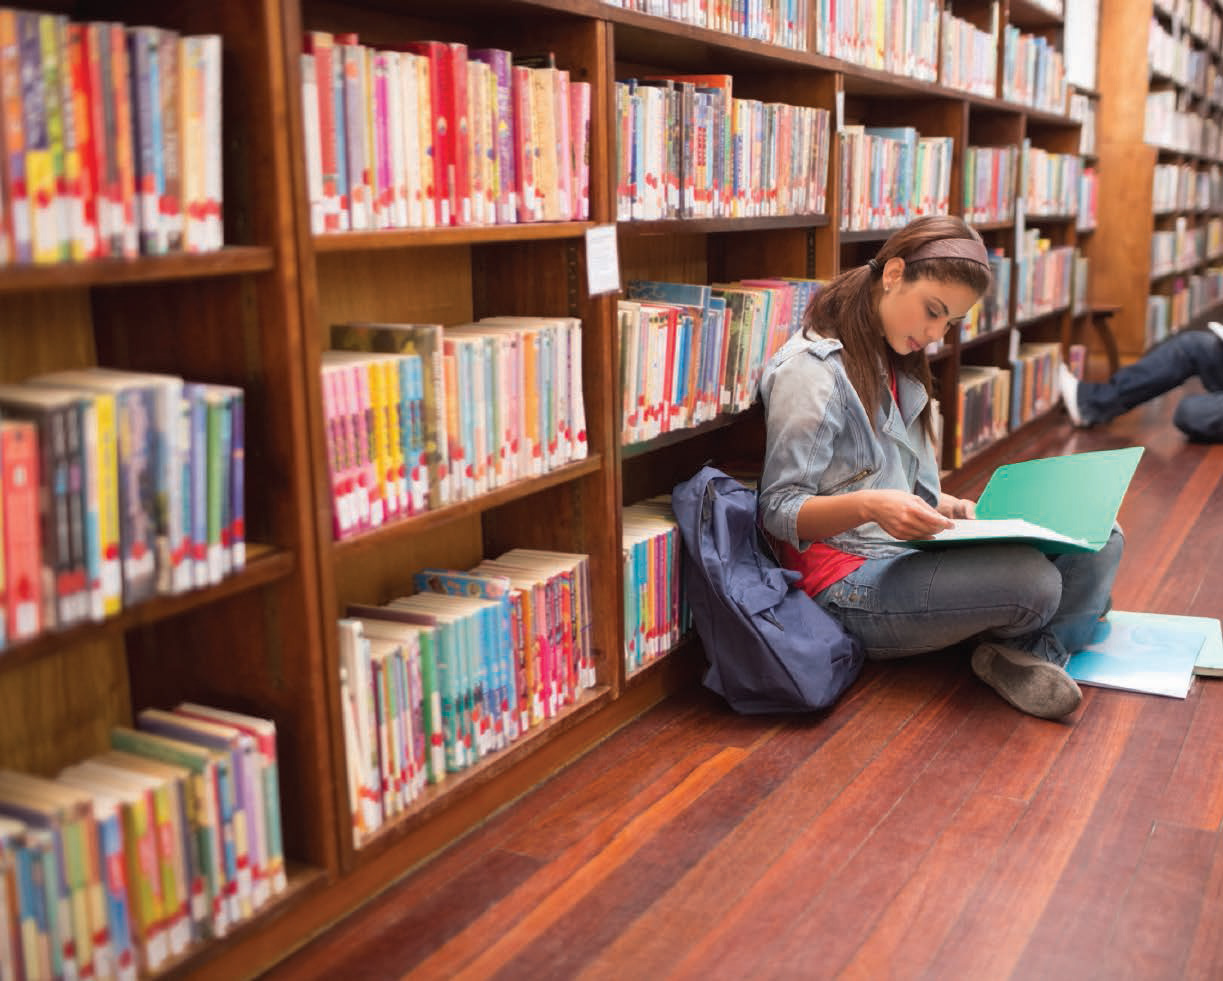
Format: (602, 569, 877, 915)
(904, 446, 1144, 554)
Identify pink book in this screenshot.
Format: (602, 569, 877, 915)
(553, 68, 572, 220)
(569, 81, 590, 221)
(510, 65, 537, 222)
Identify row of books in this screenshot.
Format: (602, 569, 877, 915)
(960, 251, 1012, 341)
(1071, 251, 1091, 315)
(955, 365, 1012, 467)
(1001, 27, 1066, 114)
(939, 4, 999, 99)
(1007, 341, 1063, 433)
(618, 277, 823, 443)
(301, 34, 591, 233)
(1070, 92, 1097, 157)
(1147, 266, 1223, 344)
(962, 145, 1018, 225)
(1148, 15, 1222, 102)
(1014, 232, 1074, 322)
(324, 318, 587, 540)
(614, 76, 831, 221)
(0, 10, 222, 266)
(602, 0, 808, 50)
(0, 369, 244, 650)
(1078, 168, 1098, 232)
(0, 703, 285, 980)
(1145, 90, 1223, 159)
(337, 550, 595, 846)
(623, 499, 689, 675)
(813, 0, 939, 83)
(1151, 217, 1206, 276)
(838, 126, 952, 232)
(1158, 0, 1223, 47)
(1021, 144, 1082, 217)
(1152, 161, 1223, 213)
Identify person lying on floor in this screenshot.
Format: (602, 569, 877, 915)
(1059, 322, 1223, 442)
(758, 214, 1124, 722)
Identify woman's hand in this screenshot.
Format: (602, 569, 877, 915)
(864, 490, 955, 540)
(937, 493, 976, 520)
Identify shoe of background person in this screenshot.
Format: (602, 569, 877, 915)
(1058, 363, 1087, 428)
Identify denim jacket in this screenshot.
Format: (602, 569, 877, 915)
(758, 332, 942, 558)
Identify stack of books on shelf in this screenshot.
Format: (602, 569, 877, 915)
(963, 145, 1017, 225)
(1072, 248, 1090, 314)
(1145, 90, 1223, 158)
(614, 75, 830, 220)
(1150, 218, 1201, 276)
(1002, 27, 1067, 114)
(1153, 162, 1200, 213)
(1008, 341, 1063, 431)
(0, 704, 285, 978)
(1149, 16, 1193, 85)
(1208, 218, 1223, 258)
(814, 0, 939, 82)
(838, 126, 952, 232)
(603, 0, 808, 49)
(1015, 229, 1074, 321)
(0, 9, 223, 266)
(1147, 295, 1172, 347)
(1021, 143, 1081, 217)
(0, 369, 244, 651)
(939, 3, 999, 98)
(337, 550, 595, 846)
(955, 365, 1011, 466)
(622, 498, 689, 676)
(301, 35, 591, 232)
(618, 277, 823, 443)
(961, 250, 1012, 341)
(325, 318, 587, 540)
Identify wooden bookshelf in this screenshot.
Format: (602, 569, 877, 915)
(0, 0, 1117, 976)
(1096, 0, 1223, 359)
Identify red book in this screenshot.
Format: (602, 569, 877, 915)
(1, 421, 41, 643)
(304, 31, 340, 232)
(510, 64, 536, 222)
(447, 43, 470, 226)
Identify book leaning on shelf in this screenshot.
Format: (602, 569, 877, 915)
(337, 549, 594, 846)
(622, 498, 690, 675)
(0, 704, 284, 979)
(0, 9, 223, 266)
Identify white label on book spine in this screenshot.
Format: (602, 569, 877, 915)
(169, 918, 191, 955)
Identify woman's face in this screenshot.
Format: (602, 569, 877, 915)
(878, 258, 983, 356)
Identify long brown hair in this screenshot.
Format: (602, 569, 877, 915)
(804, 215, 992, 438)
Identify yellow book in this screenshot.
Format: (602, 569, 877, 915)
(92, 392, 121, 616)
(382, 356, 408, 518)
(529, 67, 559, 220)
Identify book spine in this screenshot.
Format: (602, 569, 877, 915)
(110, 24, 138, 258)
(38, 14, 72, 261)
(511, 65, 536, 222)
(158, 31, 182, 251)
(228, 390, 244, 572)
(305, 31, 340, 232)
(66, 23, 99, 259)
(128, 27, 165, 255)
(0, 10, 30, 263)
(339, 40, 368, 231)
(1, 423, 40, 641)
(448, 43, 470, 225)
(197, 35, 222, 250)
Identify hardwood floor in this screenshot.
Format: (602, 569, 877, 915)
(263, 387, 1223, 981)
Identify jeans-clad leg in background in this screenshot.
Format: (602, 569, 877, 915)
(1076, 330, 1223, 439)
(816, 527, 1125, 668)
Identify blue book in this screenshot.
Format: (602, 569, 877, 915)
(1068, 611, 1206, 699)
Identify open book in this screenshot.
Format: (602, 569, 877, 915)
(902, 446, 1144, 555)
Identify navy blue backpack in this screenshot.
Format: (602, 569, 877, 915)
(672, 466, 865, 714)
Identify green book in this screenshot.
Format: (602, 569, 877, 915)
(904, 447, 1144, 554)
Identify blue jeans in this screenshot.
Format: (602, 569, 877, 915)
(1077, 329, 1223, 441)
(815, 528, 1125, 667)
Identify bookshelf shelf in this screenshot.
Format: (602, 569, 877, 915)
(621, 410, 762, 460)
(1007, 0, 1065, 29)
(619, 215, 830, 236)
(840, 228, 902, 244)
(960, 326, 1014, 354)
(313, 222, 596, 252)
(968, 220, 1015, 233)
(1024, 212, 1078, 224)
(1015, 306, 1071, 329)
(330, 456, 606, 561)
(0, 246, 276, 294)
(0, 548, 295, 676)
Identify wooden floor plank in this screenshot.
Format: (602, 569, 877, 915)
(1011, 690, 1199, 978)
(573, 658, 959, 980)
(1159, 681, 1223, 832)
(924, 693, 1144, 978)
(665, 670, 977, 979)
(1098, 821, 1219, 979)
(439, 746, 750, 979)
(836, 791, 1029, 979)
(1185, 830, 1223, 977)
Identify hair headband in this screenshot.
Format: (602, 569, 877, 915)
(904, 236, 991, 268)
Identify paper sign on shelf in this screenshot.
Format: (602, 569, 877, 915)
(585, 224, 621, 296)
